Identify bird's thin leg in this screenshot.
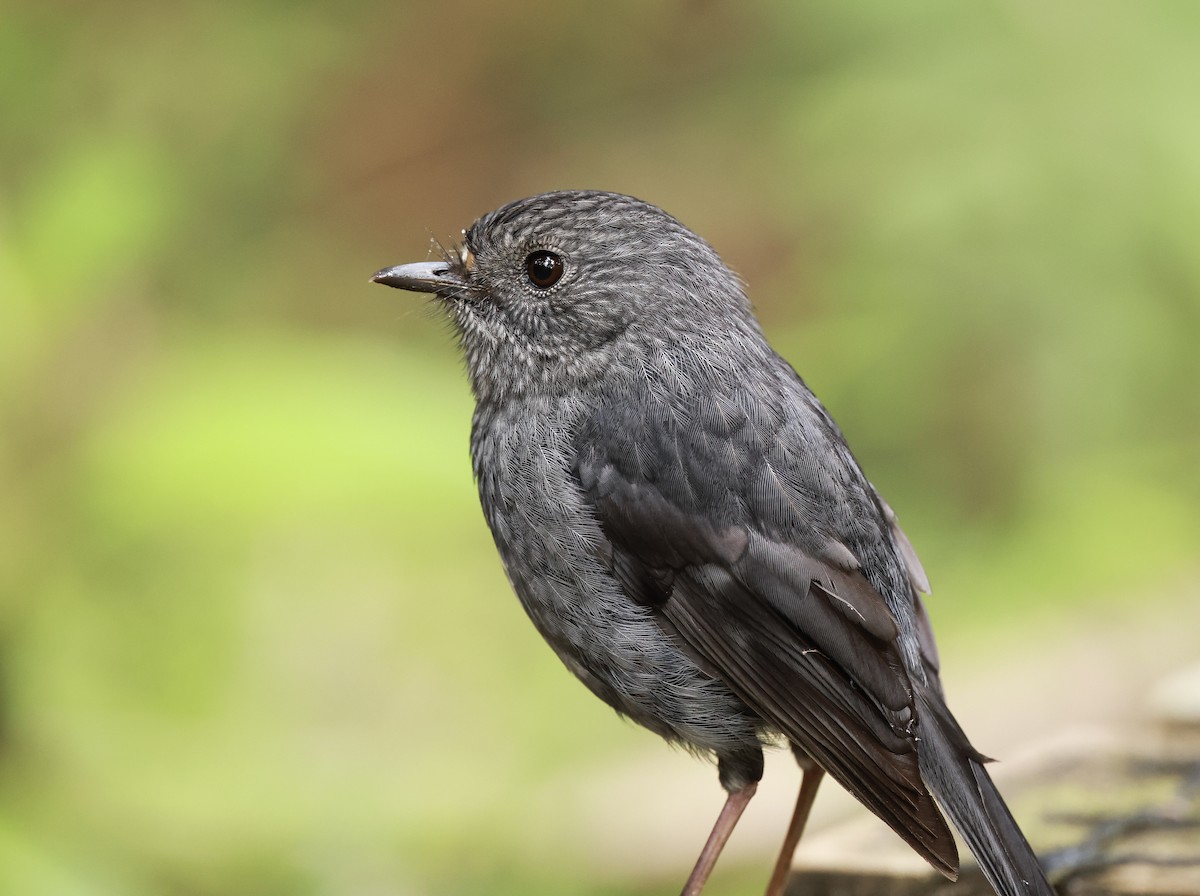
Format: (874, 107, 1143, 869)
(680, 782, 758, 896)
(764, 761, 825, 896)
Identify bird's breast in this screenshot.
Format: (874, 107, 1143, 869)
(468, 397, 762, 756)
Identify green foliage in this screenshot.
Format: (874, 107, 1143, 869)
(1, 2, 1197, 893)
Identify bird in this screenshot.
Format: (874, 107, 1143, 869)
(371, 190, 1054, 896)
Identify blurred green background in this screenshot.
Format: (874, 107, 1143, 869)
(2, 2, 1198, 894)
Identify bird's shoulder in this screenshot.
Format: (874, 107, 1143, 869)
(573, 351, 882, 569)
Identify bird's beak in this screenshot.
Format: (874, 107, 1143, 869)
(369, 261, 466, 295)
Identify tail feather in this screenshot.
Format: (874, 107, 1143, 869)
(915, 685, 1055, 896)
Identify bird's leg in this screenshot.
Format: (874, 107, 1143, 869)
(680, 781, 758, 896)
(764, 756, 825, 896)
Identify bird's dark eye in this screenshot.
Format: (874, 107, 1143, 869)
(524, 250, 564, 289)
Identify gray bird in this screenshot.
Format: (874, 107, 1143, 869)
(372, 191, 1053, 896)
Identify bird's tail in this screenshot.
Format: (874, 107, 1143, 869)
(915, 684, 1055, 896)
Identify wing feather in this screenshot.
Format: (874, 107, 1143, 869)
(576, 403, 960, 874)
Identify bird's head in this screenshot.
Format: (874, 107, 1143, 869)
(372, 191, 762, 404)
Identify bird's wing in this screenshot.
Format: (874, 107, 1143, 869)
(574, 378, 960, 876)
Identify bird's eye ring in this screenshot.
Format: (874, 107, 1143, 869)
(524, 250, 564, 289)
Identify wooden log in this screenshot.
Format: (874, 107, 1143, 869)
(784, 667, 1200, 896)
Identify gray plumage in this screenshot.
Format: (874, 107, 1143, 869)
(372, 191, 1053, 896)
